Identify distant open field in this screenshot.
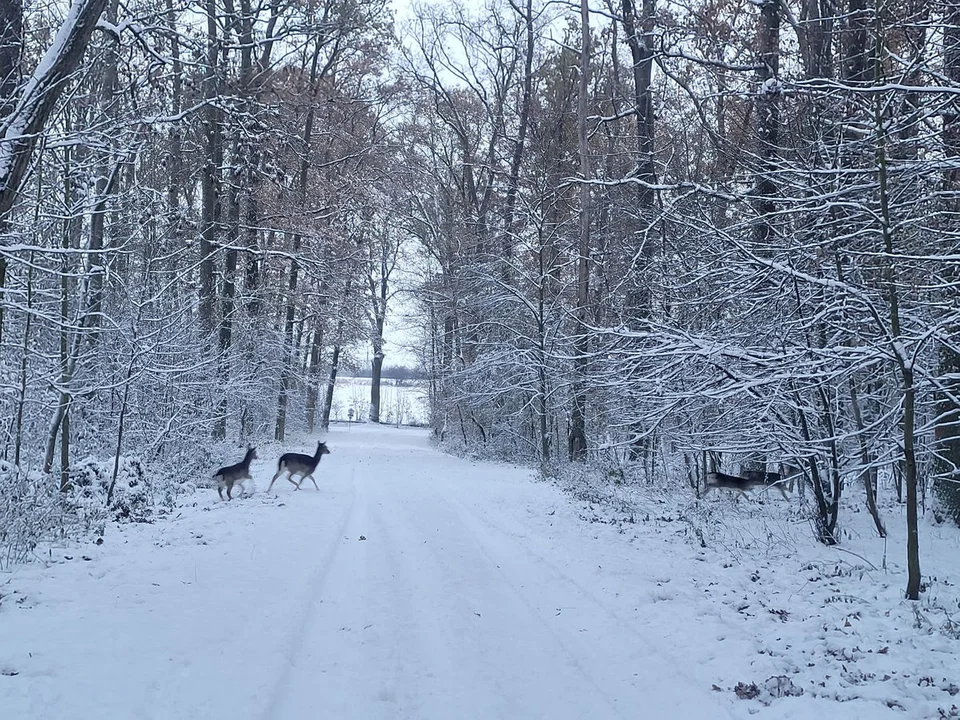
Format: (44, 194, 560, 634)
(329, 376, 430, 427)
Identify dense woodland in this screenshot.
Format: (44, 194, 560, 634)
(2, 0, 960, 599)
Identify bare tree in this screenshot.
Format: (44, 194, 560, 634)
(0, 0, 109, 219)
(569, 0, 591, 460)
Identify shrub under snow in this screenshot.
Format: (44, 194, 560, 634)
(0, 455, 179, 570)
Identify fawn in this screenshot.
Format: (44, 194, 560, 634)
(703, 469, 793, 500)
(214, 447, 258, 501)
(267, 441, 331, 492)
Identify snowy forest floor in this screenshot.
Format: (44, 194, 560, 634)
(1, 424, 958, 719)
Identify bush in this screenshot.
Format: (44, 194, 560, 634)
(0, 453, 181, 570)
(0, 461, 106, 570)
(70, 455, 171, 523)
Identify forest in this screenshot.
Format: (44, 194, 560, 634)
(1, 0, 959, 601)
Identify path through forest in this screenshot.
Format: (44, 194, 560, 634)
(1, 424, 953, 719)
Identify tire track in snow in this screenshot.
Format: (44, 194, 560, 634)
(255, 426, 731, 718)
(435, 492, 630, 720)
(257, 449, 442, 719)
(258, 469, 359, 720)
(368, 472, 628, 720)
(362, 484, 446, 718)
(443, 492, 737, 719)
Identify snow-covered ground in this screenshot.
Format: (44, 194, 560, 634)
(1, 424, 958, 719)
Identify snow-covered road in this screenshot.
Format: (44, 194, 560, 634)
(251, 427, 725, 720)
(2, 424, 956, 719)
(1, 425, 728, 719)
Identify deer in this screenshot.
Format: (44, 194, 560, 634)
(214, 447, 258, 501)
(703, 469, 795, 500)
(267, 441, 331, 492)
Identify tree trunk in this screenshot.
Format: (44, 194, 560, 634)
(0, 0, 106, 361)
(370, 346, 384, 423)
(797, 0, 834, 79)
(305, 323, 324, 433)
(536, 230, 550, 465)
(569, 0, 591, 461)
(368, 253, 388, 424)
(0, 0, 22, 343)
(934, 0, 960, 525)
(843, 0, 870, 84)
(849, 379, 886, 536)
(13, 252, 33, 466)
(501, 0, 534, 267)
(619, 0, 656, 316)
(321, 344, 342, 430)
(214, 181, 238, 439)
(165, 0, 183, 231)
(275, 234, 300, 441)
(199, 0, 220, 333)
(873, 12, 920, 598)
(86, 0, 120, 336)
(321, 280, 350, 430)
(754, 0, 780, 245)
(795, 391, 839, 544)
(0, 0, 109, 220)
(44, 139, 80, 475)
(59, 400, 70, 492)
(106, 354, 136, 507)
(902, 369, 921, 599)
(0, 0, 22, 122)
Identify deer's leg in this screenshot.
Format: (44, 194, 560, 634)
(288, 473, 301, 490)
(305, 474, 319, 491)
(267, 470, 284, 492)
(217, 485, 225, 501)
(227, 481, 234, 501)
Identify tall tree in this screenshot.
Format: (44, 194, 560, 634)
(935, 0, 960, 526)
(569, 0, 591, 460)
(0, 0, 109, 220)
(366, 220, 400, 424)
(753, 0, 779, 245)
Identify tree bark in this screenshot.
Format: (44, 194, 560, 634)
(321, 344, 342, 430)
(0, 0, 22, 123)
(934, 0, 960, 525)
(305, 323, 324, 433)
(13, 251, 33, 466)
(275, 234, 300, 441)
(536, 230, 550, 464)
(370, 345, 384, 423)
(849, 379, 886, 536)
(199, 0, 220, 333)
(85, 0, 120, 335)
(321, 276, 353, 429)
(368, 237, 389, 424)
(569, 0, 591, 461)
(619, 0, 656, 316)
(0, 0, 23, 335)
(501, 0, 534, 266)
(873, 11, 920, 598)
(0, 0, 109, 219)
(754, 0, 780, 245)
(165, 0, 183, 229)
(902, 369, 921, 599)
